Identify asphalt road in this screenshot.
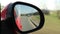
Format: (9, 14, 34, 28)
(21, 16, 35, 31)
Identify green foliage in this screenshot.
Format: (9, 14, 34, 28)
(57, 10, 60, 19)
(42, 9, 50, 15)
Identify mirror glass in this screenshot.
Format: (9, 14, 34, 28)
(14, 4, 40, 31)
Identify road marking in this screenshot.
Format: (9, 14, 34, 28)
(28, 17, 36, 28)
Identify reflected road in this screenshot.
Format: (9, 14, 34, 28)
(21, 16, 35, 31)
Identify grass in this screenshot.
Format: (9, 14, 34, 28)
(30, 13, 60, 34)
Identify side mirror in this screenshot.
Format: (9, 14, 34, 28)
(11, 2, 45, 33)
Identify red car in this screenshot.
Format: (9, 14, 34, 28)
(1, 3, 22, 34)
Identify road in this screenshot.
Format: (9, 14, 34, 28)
(20, 16, 35, 31)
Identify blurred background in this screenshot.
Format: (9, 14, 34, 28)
(0, 0, 60, 34)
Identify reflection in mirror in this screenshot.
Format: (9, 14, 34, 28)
(14, 5, 40, 31)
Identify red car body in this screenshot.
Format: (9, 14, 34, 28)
(1, 4, 22, 34)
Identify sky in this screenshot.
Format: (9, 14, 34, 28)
(0, 0, 60, 10)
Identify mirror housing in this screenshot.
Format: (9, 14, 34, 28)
(11, 1, 45, 33)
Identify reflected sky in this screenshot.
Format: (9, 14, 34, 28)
(14, 5, 37, 14)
